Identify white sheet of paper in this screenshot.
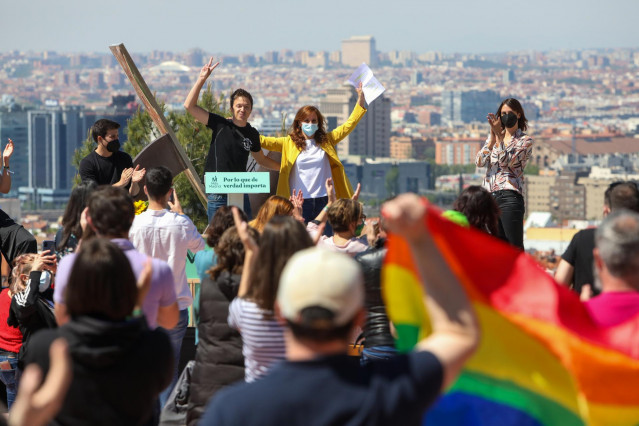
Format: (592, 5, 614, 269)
(347, 63, 386, 105)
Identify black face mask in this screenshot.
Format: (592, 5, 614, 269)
(501, 112, 518, 129)
(106, 139, 120, 153)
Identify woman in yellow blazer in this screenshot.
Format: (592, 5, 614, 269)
(260, 83, 366, 223)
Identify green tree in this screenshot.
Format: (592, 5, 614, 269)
(71, 129, 95, 187)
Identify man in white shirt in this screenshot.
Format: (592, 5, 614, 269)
(129, 166, 206, 405)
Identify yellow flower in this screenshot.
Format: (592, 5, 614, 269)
(134, 200, 149, 215)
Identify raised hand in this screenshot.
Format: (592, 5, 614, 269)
(3, 138, 14, 165)
(356, 82, 366, 107)
(487, 113, 504, 143)
(351, 182, 361, 201)
(131, 165, 146, 183)
(325, 178, 336, 204)
(32, 251, 57, 273)
(199, 57, 220, 81)
(168, 188, 184, 215)
(289, 189, 304, 223)
(232, 206, 258, 255)
(381, 193, 429, 244)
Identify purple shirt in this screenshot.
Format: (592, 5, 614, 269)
(54, 238, 177, 329)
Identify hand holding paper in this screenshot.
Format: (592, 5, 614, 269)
(347, 63, 386, 105)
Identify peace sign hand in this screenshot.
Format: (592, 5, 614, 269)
(199, 57, 220, 82)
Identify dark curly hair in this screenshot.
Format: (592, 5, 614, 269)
(453, 186, 500, 236)
(206, 206, 248, 248)
(208, 226, 259, 280)
(91, 119, 120, 143)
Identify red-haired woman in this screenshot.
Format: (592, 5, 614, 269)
(475, 98, 533, 250)
(260, 84, 366, 223)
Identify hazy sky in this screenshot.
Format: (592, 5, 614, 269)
(4, 0, 638, 55)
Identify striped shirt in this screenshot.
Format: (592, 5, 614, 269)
(228, 298, 286, 382)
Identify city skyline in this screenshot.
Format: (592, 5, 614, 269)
(4, 0, 639, 55)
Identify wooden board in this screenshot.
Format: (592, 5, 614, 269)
(109, 43, 206, 207)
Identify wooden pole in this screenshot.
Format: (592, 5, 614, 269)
(109, 43, 207, 207)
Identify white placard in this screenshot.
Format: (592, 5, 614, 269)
(347, 63, 386, 104)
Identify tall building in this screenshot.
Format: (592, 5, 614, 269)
(26, 106, 84, 188)
(320, 85, 391, 158)
(320, 87, 357, 158)
(525, 174, 556, 215)
(549, 171, 588, 221)
(263, 51, 279, 64)
(341, 36, 376, 67)
(441, 90, 500, 126)
(184, 49, 203, 67)
(0, 108, 30, 192)
(352, 95, 391, 158)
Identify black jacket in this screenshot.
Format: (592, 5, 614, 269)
(25, 315, 172, 426)
(355, 239, 396, 349)
(7, 270, 57, 368)
(187, 271, 244, 426)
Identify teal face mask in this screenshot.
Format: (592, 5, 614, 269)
(355, 223, 365, 237)
(301, 123, 318, 137)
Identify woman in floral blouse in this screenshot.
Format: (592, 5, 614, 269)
(475, 98, 533, 249)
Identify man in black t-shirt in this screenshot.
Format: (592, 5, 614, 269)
(184, 57, 280, 221)
(201, 195, 480, 426)
(79, 119, 145, 196)
(556, 181, 639, 296)
(558, 228, 596, 295)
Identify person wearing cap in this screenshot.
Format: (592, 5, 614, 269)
(200, 193, 480, 425)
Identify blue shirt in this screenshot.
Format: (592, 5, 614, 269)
(201, 351, 443, 426)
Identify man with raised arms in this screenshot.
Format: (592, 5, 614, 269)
(184, 58, 280, 221)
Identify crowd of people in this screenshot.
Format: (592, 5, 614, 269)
(0, 56, 635, 426)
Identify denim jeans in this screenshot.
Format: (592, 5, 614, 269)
(492, 190, 525, 250)
(207, 193, 228, 224)
(159, 308, 189, 408)
(302, 196, 332, 236)
(0, 351, 18, 409)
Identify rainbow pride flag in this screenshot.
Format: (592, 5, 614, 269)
(382, 202, 639, 426)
